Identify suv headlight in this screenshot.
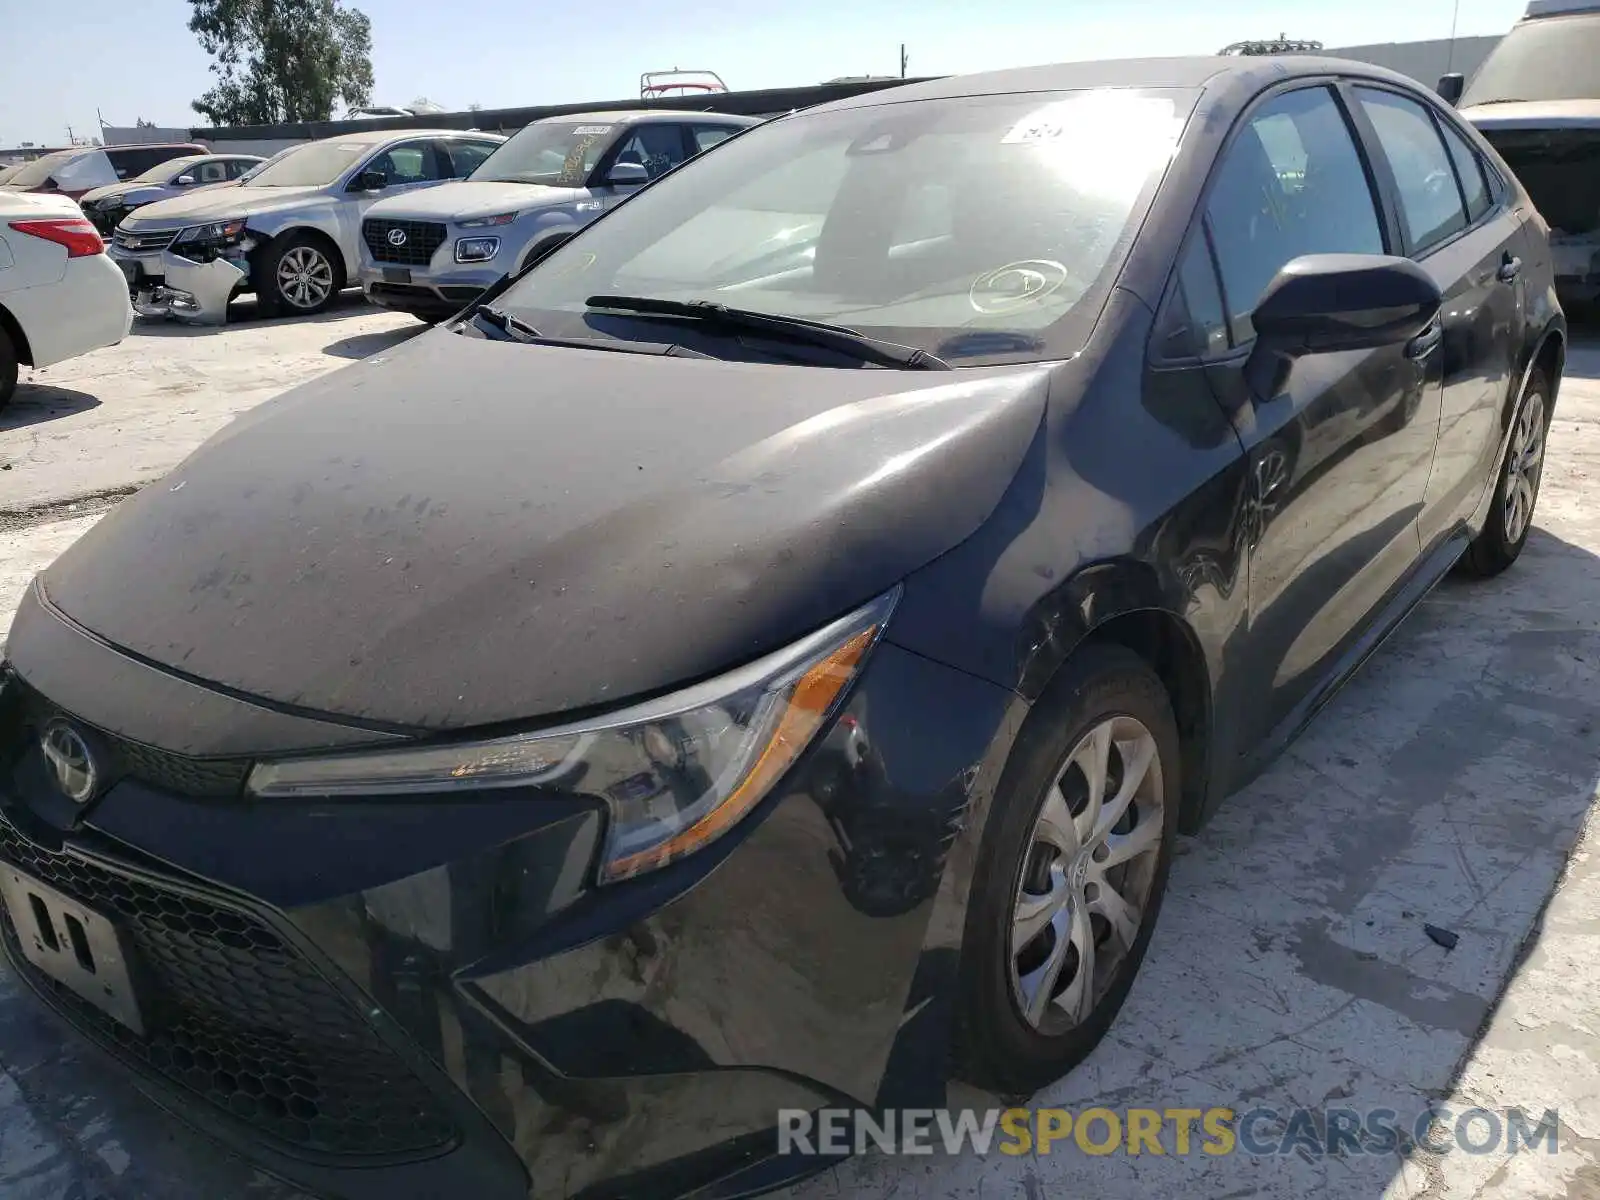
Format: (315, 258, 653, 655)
(174, 219, 246, 244)
(455, 236, 500, 263)
(246, 589, 898, 882)
(458, 211, 519, 228)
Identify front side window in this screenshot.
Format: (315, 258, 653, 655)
(496, 88, 1193, 365)
(445, 140, 497, 177)
(364, 141, 443, 186)
(692, 125, 739, 152)
(195, 160, 229, 184)
(1355, 88, 1467, 255)
(1206, 86, 1383, 343)
(609, 125, 690, 180)
(1157, 234, 1229, 360)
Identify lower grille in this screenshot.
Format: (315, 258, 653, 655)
(363, 219, 447, 266)
(0, 820, 457, 1160)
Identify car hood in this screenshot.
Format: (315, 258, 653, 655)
(121, 184, 323, 227)
(366, 180, 579, 222)
(39, 333, 1049, 732)
(80, 181, 169, 206)
(1461, 99, 1600, 131)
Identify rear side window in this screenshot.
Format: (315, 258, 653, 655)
(1355, 88, 1468, 254)
(1205, 86, 1384, 343)
(1438, 120, 1492, 222)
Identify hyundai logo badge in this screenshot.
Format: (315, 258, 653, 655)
(387, 228, 408, 247)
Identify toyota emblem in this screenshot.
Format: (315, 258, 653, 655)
(387, 228, 408, 247)
(41, 722, 98, 805)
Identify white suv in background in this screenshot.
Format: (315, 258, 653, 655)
(0, 193, 133, 409)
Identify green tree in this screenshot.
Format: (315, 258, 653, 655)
(188, 0, 374, 126)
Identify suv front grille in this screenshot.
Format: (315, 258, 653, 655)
(363, 219, 447, 266)
(0, 819, 458, 1160)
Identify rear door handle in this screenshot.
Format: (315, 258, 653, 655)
(1406, 317, 1443, 360)
(1498, 255, 1523, 282)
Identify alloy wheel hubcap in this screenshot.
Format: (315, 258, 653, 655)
(1503, 389, 1546, 545)
(1010, 715, 1164, 1033)
(277, 246, 334, 309)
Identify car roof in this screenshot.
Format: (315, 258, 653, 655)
(818, 54, 1424, 109)
(309, 127, 499, 147)
(530, 109, 759, 127)
(98, 142, 206, 152)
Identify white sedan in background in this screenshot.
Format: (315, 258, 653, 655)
(0, 192, 132, 410)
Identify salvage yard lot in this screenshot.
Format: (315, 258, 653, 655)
(0, 317, 1598, 1200)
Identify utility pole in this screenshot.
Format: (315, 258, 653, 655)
(900, 43, 908, 78)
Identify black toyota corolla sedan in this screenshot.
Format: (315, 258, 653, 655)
(0, 56, 1562, 1199)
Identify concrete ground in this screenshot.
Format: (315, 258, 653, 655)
(0, 316, 1597, 1200)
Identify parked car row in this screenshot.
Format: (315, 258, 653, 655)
(0, 52, 1566, 1200)
(0, 142, 208, 201)
(91, 110, 755, 325)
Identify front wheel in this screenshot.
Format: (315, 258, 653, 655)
(256, 234, 344, 317)
(954, 645, 1180, 1098)
(1460, 368, 1551, 578)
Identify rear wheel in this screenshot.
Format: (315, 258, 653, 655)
(954, 645, 1180, 1098)
(0, 327, 16, 412)
(1460, 368, 1551, 578)
(257, 234, 343, 317)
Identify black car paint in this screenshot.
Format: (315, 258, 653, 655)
(0, 56, 1566, 1200)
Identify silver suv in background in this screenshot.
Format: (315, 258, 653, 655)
(79, 155, 265, 236)
(358, 110, 757, 321)
(108, 129, 504, 323)
(1447, 0, 1600, 308)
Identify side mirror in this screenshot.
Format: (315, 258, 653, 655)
(521, 229, 577, 272)
(1436, 73, 1465, 106)
(352, 169, 388, 192)
(175, 174, 197, 186)
(1245, 254, 1442, 398)
(605, 161, 649, 187)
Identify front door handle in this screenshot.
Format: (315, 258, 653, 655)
(1498, 254, 1523, 282)
(1406, 316, 1443, 360)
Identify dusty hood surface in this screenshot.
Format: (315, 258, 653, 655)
(39, 332, 1048, 731)
(121, 184, 322, 227)
(81, 181, 169, 207)
(366, 180, 581, 222)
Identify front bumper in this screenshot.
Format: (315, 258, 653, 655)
(359, 261, 504, 319)
(0, 589, 1017, 1198)
(109, 242, 247, 326)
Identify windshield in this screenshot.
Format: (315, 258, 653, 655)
(134, 155, 203, 184)
(7, 150, 77, 189)
(470, 120, 624, 186)
(495, 89, 1191, 365)
(246, 140, 371, 187)
(1462, 14, 1600, 106)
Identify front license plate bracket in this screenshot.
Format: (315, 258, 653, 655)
(0, 866, 145, 1034)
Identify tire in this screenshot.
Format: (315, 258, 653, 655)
(255, 233, 344, 318)
(0, 326, 16, 412)
(1460, 367, 1551, 578)
(954, 644, 1181, 1099)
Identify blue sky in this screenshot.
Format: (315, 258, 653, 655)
(3, 0, 1530, 146)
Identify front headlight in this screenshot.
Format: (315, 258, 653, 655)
(174, 219, 246, 244)
(455, 236, 500, 263)
(246, 589, 898, 882)
(458, 211, 519, 228)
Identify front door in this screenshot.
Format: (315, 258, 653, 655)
(1347, 85, 1529, 548)
(1197, 84, 1444, 751)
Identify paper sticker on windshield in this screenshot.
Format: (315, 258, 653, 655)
(570, 125, 613, 136)
(332, 143, 366, 151)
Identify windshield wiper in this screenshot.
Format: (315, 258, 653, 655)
(469, 303, 543, 343)
(462, 305, 711, 358)
(584, 294, 951, 370)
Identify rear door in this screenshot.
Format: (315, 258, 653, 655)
(1348, 85, 1529, 547)
(1196, 83, 1444, 753)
